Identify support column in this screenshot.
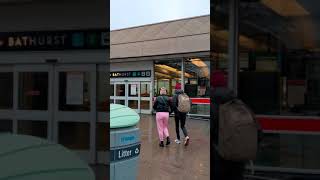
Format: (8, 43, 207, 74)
(181, 58, 185, 91)
(228, 0, 239, 96)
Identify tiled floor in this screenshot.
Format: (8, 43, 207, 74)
(137, 114, 210, 180)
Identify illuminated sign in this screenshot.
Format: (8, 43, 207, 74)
(0, 29, 108, 51)
(110, 70, 151, 78)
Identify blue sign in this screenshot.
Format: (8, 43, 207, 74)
(110, 144, 140, 162)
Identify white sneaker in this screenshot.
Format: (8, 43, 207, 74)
(175, 139, 181, 144)
(184, 136, 190, 146)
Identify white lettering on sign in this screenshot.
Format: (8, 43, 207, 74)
(118, 149, 132, 159)
(135, 148, 139, 154)
(7, 35, 67, 47)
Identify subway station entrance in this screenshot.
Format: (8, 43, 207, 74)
(111, 80, 153, 114)
(0, 63, 107, 164)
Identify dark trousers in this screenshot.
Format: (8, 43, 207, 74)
(213, 148, 245, 180)
(174, 113, 188, 140)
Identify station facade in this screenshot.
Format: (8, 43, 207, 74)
(0, 0, 108, 165)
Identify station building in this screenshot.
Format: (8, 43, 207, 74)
(110, 15, 210, 117)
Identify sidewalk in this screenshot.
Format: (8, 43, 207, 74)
(137, 114, 210, 180)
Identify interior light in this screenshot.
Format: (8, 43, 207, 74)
(262, 0, 309, 17)
(191, 58, 207, 67)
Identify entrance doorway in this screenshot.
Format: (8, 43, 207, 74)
(0, 63, 107, 164)
(111, 81, 152, 114)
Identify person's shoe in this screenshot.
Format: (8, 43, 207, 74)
(184, 136, 190, 146)
(166, 137, 171, 146)
(175, 139, 181, 144)
(159, 141, 164, 147)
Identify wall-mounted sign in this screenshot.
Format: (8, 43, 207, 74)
(0, 29, 108, 51)
(110, 70, 151, 78)
(110, 144, 140, 162)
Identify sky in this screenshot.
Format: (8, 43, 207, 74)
(110, 0, 210, 30)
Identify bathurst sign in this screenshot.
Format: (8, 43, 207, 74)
(0, 29, 108, 51)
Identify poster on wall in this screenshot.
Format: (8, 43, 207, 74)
(131, 84, 137, 96)
(66, 72, 84, 105)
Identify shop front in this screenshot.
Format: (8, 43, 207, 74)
(110, 56, 210, 117)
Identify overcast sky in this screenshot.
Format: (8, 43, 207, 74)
(110, 0, 210, 30)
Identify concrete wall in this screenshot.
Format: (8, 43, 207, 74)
(0, 0, 108, 32)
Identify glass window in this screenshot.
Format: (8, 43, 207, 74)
(128, 100, 138, 109)
(140, 100, 150, 110)
(237, 0, 320, 172)
(116, 84, 125, 96)
(18, 72, 48, 110)
(154, 60, 182, 96)
(128, 83, 139, 97)
(111, 84, 114, 96)
(58, 122, 90, 150)
(59, 72, 90, 111)
(141, 83, 150, 97)
(0, 73, 13, 109)
(0, 120, 12, 133)
(185, 58, 210, 98)
(97, 71, 108, 112)
(18, 120, 47, 139)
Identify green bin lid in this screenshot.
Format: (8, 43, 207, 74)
(0, 133, 95, 180)
(110, 104, 140, 129)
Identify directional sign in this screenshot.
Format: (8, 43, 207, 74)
(110, 144, 141, 162)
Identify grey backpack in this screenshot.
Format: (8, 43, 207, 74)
(177, 93, 191, 113)
(218, 98, 258, 161)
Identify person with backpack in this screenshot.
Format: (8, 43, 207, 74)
(172, 83, 191, 146)
(211, 70, 261, 180)
(153, 87, 173, 147)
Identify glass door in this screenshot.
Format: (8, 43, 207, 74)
(15, 65, 53, 140)
(140, 82, 152, 114)
(53, 64, 96, 164)
(0, 66, 14, 133)
(127, 82, 140, 113)
(113, 82, 126, 106)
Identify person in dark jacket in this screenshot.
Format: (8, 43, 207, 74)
(211, 70, 245, 180)
(153, 87, 173, 147)
(172, 83, 190, 146)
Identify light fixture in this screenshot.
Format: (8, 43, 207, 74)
(190, 58, 207, 67)
(155, 72, 172, 78)
(262, 0, 309, 17)
(155, 64, 193, 78)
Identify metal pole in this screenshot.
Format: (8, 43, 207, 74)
(228, 0, 239, 96)
(181, 58, 185, 91)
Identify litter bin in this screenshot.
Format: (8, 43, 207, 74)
(110, 104, 141, 180)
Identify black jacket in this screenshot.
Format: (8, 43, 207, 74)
(153, 95, 172, 113)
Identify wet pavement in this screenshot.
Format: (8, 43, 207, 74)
(91, 165, 108, 180)
(137, 114, 210, 180)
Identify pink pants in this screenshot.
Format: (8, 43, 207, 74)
(156, 112, 170, 141)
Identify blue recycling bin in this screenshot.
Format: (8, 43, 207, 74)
(110, 104, 141, 180)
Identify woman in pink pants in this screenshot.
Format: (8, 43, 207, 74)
(153, 87, 173, 147)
